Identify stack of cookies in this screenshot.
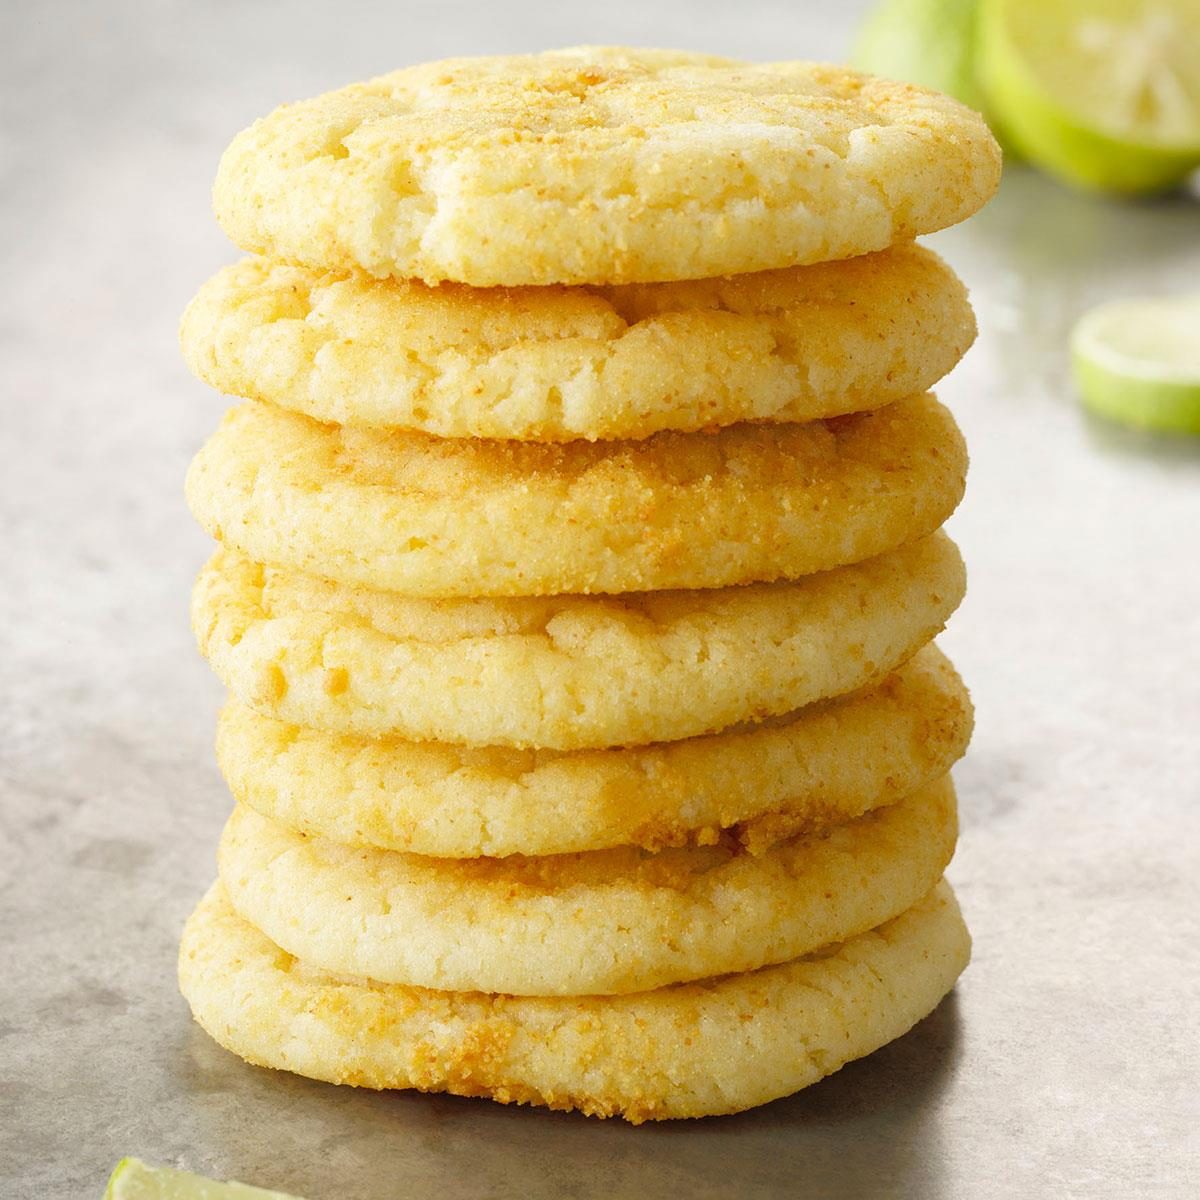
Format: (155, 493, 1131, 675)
(177, 47, 1001, 1122)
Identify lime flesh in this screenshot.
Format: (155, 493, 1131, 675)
(1071, 294, 1200, 434)
(105, 1158, 305, 1200)
(979, 0, 1200, 192)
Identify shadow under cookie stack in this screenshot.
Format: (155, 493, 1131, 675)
(178, 47, 1001, 1122)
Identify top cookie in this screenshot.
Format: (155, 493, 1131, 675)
(214, 47, 1002, 286)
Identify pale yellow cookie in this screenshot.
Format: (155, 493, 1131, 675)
(179, 878, 969, 1121)
(213, 47, 1001, 286)
(185, 394, 966, 597)
(218, 776, 956, 996)
(179, 244, 975, 441)
(216, 644, 971, 858)
(193, 533, 965, 749)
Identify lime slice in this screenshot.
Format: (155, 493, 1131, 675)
(104, 1158, 305, 1200)
(853, 0, 988, 113)
(1071, 294, 1200, 434)
(979, 0, 1200, 192)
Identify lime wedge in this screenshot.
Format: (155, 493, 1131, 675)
(979, 0, 1200, 192)
(104, 1158, 305, 1200)
(1071, 294, 1200, 434)
(853, 0, 988, 113)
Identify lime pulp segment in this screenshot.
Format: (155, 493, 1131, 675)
(979, 0, 1200, 191)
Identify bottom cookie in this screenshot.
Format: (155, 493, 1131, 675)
(178, 880, 969, 1122)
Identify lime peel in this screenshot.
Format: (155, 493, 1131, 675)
(105, 1157, 306, 1200)
(852, 0, 988, 112)
(1071, 294, 1200, 434)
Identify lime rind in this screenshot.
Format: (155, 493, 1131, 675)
(979, 0, 1200, 192)
(105, 1158, 134, 1200)
(853, 0, 988, 112)
(104, 1157, 305, 1200)
(1071, 296, 1200, 435)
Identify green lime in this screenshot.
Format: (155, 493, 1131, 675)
(979, 0, 1200, 192)
(1071, 294, 1200, 434)
(104, 1158, 305, 1200)
(853, 0, 988, 112)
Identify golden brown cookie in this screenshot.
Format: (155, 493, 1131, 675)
(215, 644, 971, 857)
(185, 394, 967, 597)
(217, 776, 956, 995)
(180, 244, 974, 440)
(192, 533, 965, 749)
(213, 47, 1001, 285)
(179, 879, 970, 1121)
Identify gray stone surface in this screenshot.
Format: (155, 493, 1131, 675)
(2, 3, 1198, 1197)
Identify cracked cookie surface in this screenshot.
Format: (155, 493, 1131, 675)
(192, 533, 965, 749)
(215, 644, 971, 857)
(213, 47, 1001, 286)
(180, 243, 974, 440)
(185, 394, 966, 597)
(218, 777, 956, 995)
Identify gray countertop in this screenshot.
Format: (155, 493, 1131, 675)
(2, 3, 1199, 1197)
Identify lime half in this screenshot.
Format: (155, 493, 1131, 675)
(1071, 294, 1200, 433)
(105, 1158, 305, 1200)
(979, 0, 1200, 192)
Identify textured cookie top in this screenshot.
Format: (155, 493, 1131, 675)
(216, 645, 972, 858)
(180, 244, 974, 441)
(218, 777, 956, 995)
(184, 394, 967, 597)
(213, 47, 1002, 285)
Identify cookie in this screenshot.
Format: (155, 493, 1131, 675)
(184, 394, 966, 597)
(192, 533, 965, 749)
(213, 47, 1001, 286)
(179, 878, 969, 1121)
(180, 244, 974, 441)
(216, 645, 971, 858)
(217, 644, 970, 858)
(218, 776, 955, 996)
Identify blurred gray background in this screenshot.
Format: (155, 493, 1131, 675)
(2, 2, 1198, 1197)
